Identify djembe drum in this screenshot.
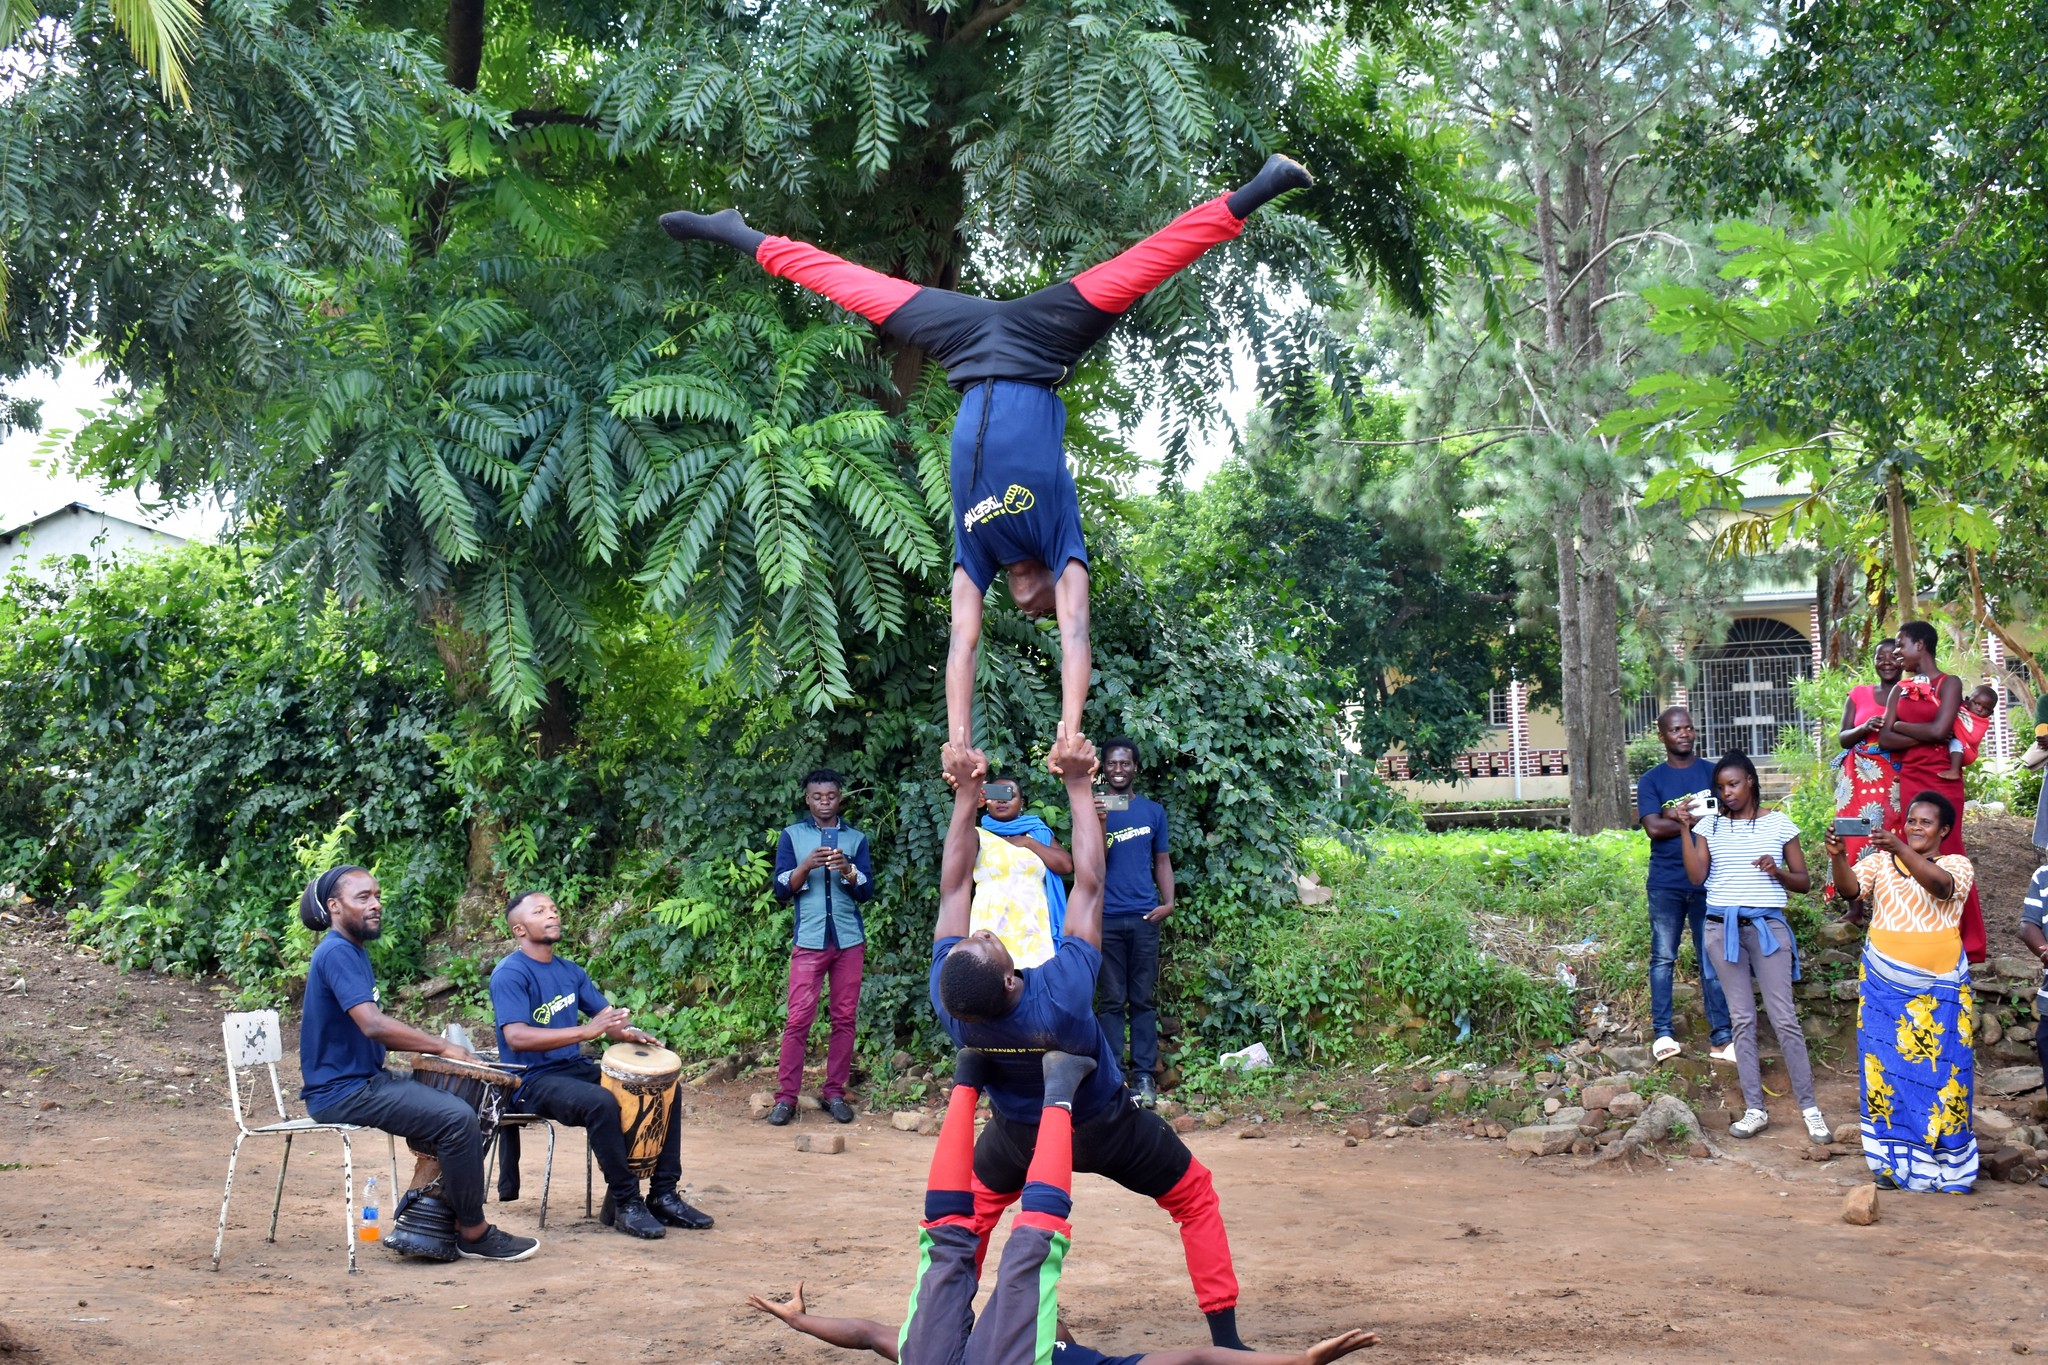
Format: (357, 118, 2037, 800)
(404, 1053, 520, 1155)
(599, 1042, 683, 1177)
(382, 1054, 520, 1261)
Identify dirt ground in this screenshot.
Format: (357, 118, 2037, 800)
(7, 914, 2048, 1364)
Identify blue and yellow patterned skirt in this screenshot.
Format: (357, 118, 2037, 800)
(1858, 944, 1978, 1192)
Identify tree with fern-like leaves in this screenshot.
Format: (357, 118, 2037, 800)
(3, 0, 1488, 736)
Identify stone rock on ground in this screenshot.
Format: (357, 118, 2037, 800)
(891, 1111, 922, 1132)
(1984, 1067, 2045, 1098)
(1601, 1045, 1654, 1071)
(750, 1091, 776, 1120)
(1581, 1085, 1620, 1110)
(1609, 1092, 1646, 1120)
(1549, 1106, 1588, 1128)
(1172, 1115, 1198, 1134)
(1203, 1109, 1228, 1129)
(1155, 1099, 1183, 1119)
(795, 1133, 844, 1155)
(1593, 1093, 1713, 1165)
(1842, 1184, 1880, 1225)
(1982, 1146, 2028, 1181)
(1404, 1104, 1432, 1127)
(798, 1095, 823, 1111)
(691, 1056, 738, 1086)
(1506, 1123, 1579, 1157)
(1978, 1108, 2019, 1141)
(1832, 1121, 1860, 1144)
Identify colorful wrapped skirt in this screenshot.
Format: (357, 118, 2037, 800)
(1858, 943, 1978, 1192)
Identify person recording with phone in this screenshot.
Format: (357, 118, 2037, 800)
(1673, 752, 1831, 1146)
(1093, 736, 1174, 1110)
(768, 768, 876, 1126)
(1635, 706, 1735, 1066)
(971, 771, 1074, 969)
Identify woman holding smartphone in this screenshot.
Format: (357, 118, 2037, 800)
(1826, 791, 1979, 1191)
(1675, 752, 1832, 1143)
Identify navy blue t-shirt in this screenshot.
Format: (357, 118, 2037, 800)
(300, 932, 387, 1113)
(1052, 1343, 1142, 1365)
(1637, 760, 1712, 892)
(951, 380, 1089, 592)
(931, 935, 1123, 1123)
(490, 952, 608, 1082)
(1103, 796, 1169, 916)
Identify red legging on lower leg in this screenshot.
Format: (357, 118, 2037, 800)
(963, 1103, 1076, 1365)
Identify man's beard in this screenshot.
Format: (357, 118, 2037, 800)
(357, 919, 384, 941)
(537, 925, 563, 945)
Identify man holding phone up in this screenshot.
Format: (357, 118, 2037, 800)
(1635, 707, 1734, 1066)
(769, 768, 876, 1126)
(1094, 737, 1174, 1109)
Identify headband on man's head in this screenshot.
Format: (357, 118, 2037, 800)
(299, 864, 368, 931)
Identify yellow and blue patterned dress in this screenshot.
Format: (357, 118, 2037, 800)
(1857, 849, 1978, 1191)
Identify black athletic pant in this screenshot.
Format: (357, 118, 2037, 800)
(311, 1070, 485, 1227)
(504, 1058, 682, 1203)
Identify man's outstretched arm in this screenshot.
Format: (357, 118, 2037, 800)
(946, 569, 987, 759)
(1139, 1328, 1378, 1365)
(1053, 562, 1091, 747)
(747, 1284, 900, 1361)
(935, 738, 987, 942)
(1051, 728, 1104, 948)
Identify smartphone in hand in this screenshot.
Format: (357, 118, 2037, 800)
(983, 780, 1019, 803)
(1832, 816, 1872, 839)
(1096, 789, 1131, 812)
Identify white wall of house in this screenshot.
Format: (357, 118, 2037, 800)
(0, 504, 187, 578)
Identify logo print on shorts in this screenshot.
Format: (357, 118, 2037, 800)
(963, 484, 1036, 532)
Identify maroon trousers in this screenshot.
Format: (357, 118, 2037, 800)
(776, 943, 864, 1104)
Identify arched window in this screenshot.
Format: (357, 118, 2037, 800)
(1693, 618, 1812, 758)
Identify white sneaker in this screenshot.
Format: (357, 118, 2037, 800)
(1708, 1042, 1737, 1064)
(1730, 1107, 1770, 1139)
(1802, 1106, 1831, 1144)
(1651, 1035, 1682, 1062)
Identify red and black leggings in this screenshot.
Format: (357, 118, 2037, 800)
(969, 1098, 1239, 1318)
(751, 196, 1249, 388)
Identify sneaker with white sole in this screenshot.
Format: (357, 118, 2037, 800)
(1729, 1107, 1770, 1139)
(1708, 1042, 1737, 1064)
(1801, 1106, 1831, 1144)
(1651, 1035, 1682, 1062)
(457, 1225, 540, 1261)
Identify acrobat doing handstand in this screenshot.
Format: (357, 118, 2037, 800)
(748, 1046, 1377, 1365)
(661, 155, 1313, 754)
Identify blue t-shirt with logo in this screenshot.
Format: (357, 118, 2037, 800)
(1637, 760, 1713, 892)
(951, 380, 1089, 592)
(1103, 796, 1169, 916)
(300, 932, 387, 1113)
(490, 952, 608, 1082)
(930, 935, 1123, 1123)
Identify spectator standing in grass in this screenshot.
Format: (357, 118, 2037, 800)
(1094, 737, 1174, 1109)
(1635, 706, 1735, 1065)
(1675, 750, 1831, 1145)
(768, 768, 875, 1127)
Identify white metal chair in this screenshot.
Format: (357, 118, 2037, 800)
(211, 1009, 396, 1274)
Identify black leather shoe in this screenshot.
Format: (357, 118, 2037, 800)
(600, 1192, 666, 1239)
(822, 1095, 856, 1124)
(648, 1190, 715, 1230)
(1133, 1075, 1159, 1109)
(766, 1100, 796, 1126)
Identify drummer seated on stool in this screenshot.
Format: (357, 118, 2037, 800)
(298, 865, 539, 1262)
(490, 890, 714, 1239)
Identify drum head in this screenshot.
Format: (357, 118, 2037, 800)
(600, 1042, 681, 1080)
(411, 1054, 519, 1089)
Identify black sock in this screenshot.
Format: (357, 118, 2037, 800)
(1225, 154, 1313, 220)
(954, 1047, 992, 1092)
(658, 208, 766, 256)
(1040, 1051, 1097, 1111)
(1205, 1306, 1247, 1350)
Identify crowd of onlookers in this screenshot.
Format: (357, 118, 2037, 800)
(1637, 619, 2047, 1192)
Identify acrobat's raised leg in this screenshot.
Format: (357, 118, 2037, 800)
(961, 1051, 1094, 1365)
(896, 1050, 995, 1365)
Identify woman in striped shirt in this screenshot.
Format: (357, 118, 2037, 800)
(1675, 751, 1832, 1144)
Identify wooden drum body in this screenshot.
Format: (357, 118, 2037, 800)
(406, 1054, 520, 1157)
(599, 1043, 682, 1178)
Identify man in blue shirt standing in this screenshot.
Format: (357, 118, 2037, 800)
(297, 864, 538, 1262)
(768, 769, 877, 1126)
(489, 890, 714, 1240)
(1635, 706, 1734, 1064)
(930, 729, 1247, 1352)
(1094, 737, 1175, 1109)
